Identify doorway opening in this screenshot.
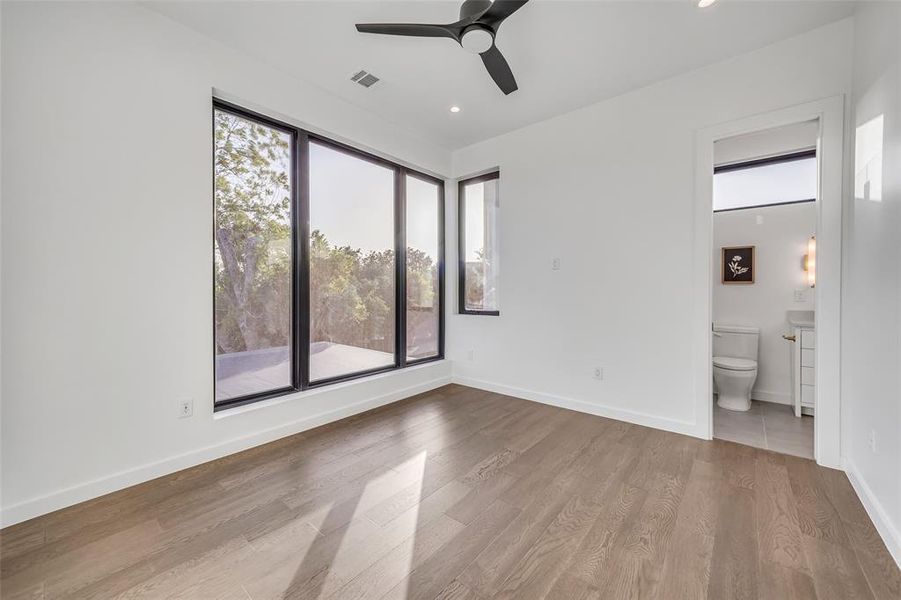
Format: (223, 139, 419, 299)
(692, 96, 844, 468)
(710, 122, 817, 459)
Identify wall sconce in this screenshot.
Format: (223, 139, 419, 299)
(803, 235, 816, 288)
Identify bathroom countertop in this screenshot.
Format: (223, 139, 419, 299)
(787, 310, 815, 328)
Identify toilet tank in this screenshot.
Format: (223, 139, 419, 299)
(713, 324, 759, 360)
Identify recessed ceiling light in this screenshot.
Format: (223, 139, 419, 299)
(698, 0, 718, 7)
(449, 106, 461, 113)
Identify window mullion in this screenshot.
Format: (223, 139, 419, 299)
(395, 168, 407, 369)
(457, 180, 466, 315)
(438, 180, 446, 360)
(298, 130, 311, 390)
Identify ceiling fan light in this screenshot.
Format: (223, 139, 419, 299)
(461, 27, 494, 54)
(450, 106, 462, 113)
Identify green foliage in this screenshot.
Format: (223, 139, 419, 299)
(310, 231, 395, 352)
(214, 110, 438, 357)
(214, 111, 292, 354)
(464, 247, 493, 310)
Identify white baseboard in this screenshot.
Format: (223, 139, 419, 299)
(751, 389, 793, 405)
(452, 375, 700, 438)
(0, 374, 451, 528)
(844, 458, 901, 569)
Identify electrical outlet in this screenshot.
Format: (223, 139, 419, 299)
(593, 367, 604, 380)
(178, 398, 193, 419)
(793, 289, 806, 302)
(552, 257, 561, 271)
(869, 430, 877, 454)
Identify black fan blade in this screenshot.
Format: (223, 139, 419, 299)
(479, 0, 529, 27)
(355, 23, 459, 40)
(480, 44, 517, 94)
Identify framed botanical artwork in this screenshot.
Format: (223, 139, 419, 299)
(722, 246, 755, 284)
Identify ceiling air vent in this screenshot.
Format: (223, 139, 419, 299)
(350, 70, 380, 88)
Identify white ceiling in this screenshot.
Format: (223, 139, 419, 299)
(147, 1, 854, 150)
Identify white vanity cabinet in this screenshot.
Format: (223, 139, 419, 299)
(788, 317, 816, 417)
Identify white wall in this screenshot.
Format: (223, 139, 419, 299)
(714, 120, 818, 166)
(713, 203, 816, 404)
(842, 1, 901, 565)
(0, 2, 453, 526)
(449, 19, 853, 438)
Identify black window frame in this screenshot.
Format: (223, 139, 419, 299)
(213, 98, 445, 411)
(458, 171, 501, 316)
(713, 149, 817, 213)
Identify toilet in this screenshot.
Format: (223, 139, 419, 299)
(712, 324, 759, 411)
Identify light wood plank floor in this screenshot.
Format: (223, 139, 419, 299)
(2, 385, 898, 599)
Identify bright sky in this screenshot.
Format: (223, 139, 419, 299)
(463, 182, 485, 261)
(310, 142, 438, 257)
(406, 175, 440, 257)
(713, 157, 817, 211)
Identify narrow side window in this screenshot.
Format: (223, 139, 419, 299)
(459, 172, 500, 315)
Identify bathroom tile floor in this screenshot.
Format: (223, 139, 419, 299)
(714, 398, 814, 459)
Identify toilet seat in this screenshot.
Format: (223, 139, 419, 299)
(713, 356, 757, 371)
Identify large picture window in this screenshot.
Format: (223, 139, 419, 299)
(213, 100, 444, 409)
(458, 172, 500, 315)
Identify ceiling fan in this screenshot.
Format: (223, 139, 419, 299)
(355, 0, 529, 95)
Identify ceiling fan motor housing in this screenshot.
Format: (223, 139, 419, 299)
(461, 26, 494, 54)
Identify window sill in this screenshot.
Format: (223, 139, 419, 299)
(213, 358, 448, 420)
